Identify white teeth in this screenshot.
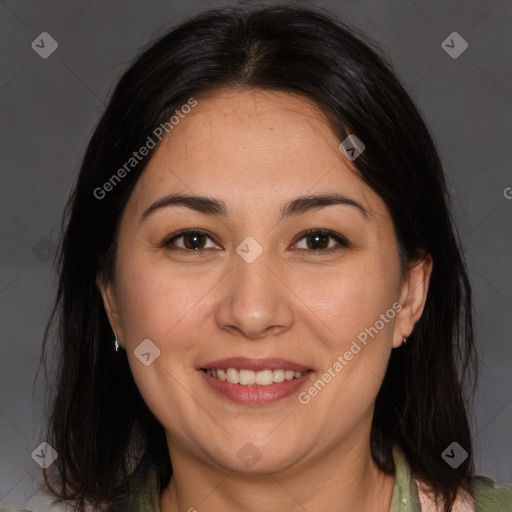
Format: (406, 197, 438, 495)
(239, 369, 255, 385)
(255, 369, 274, 386)
(226, 368, 239, 384)
(273, 369, 285, 383)
(206, 368, 306, 385)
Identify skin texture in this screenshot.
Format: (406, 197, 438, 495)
(99, 88, 433, 512)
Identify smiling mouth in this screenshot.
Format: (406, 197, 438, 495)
(201, 368, 312, 386)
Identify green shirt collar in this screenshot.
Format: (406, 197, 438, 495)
(389, 444, 422, 511)
(126, 444, 422, 512)
(125, 444, 512, 511)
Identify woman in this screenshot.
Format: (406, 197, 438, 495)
(14, 4, 512, 512)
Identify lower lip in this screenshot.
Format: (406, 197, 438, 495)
(199, 370, 314, 406)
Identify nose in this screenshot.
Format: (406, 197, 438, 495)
(214, 246, 294, 340)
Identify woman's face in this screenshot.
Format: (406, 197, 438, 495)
(101, 88, 429, 474)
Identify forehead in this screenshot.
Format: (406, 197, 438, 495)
(126, 88, 387, 222)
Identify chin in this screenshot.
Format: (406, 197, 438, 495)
(204, 437, 306, 475)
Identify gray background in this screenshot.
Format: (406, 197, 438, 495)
(1, 0, 511, 510)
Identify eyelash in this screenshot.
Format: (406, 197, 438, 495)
(162, 228, 349, 255)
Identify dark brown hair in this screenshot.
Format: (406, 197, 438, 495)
(40, 4, 477, 511)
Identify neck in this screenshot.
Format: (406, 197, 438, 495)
(160, 434, 395, 512)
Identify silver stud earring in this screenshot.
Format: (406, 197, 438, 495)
(402, 333, 408, 345)
(114, 332, 120, 352)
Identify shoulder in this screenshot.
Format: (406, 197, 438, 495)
(470, 475, 512, 512)
(416, 476, 512, 512)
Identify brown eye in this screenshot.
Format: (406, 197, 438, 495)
(305, 233, 330, 250)
(181, 232, 206, 250)
(294, 229, 349, 253)
(163, 230, 219, 251)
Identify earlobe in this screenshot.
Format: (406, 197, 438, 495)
(393, 253, 433, 348)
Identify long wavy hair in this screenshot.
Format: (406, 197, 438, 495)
(39, 4, 477, 511)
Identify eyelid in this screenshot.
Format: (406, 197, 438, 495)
(162, 229, 221, 250)
(163, 228, 349, 255)
(291, 228, 350, 252)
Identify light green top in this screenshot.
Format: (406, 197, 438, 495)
(2, 446, 511, 511)
(118, 445, 512, 512)
(116, 445, 512, 511)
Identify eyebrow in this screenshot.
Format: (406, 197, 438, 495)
(140, 192, 369, 223)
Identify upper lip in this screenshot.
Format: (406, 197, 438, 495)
(199, 357, 312, 372)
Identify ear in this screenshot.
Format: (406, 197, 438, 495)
(393, 252, 433, 348)
(96, 273, 124, 348)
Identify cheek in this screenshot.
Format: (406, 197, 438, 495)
(115, 262, 214, 349)
(113, 259, 214, 430)
(294, 262, 399, 425)
(294, 256, 400, 348)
